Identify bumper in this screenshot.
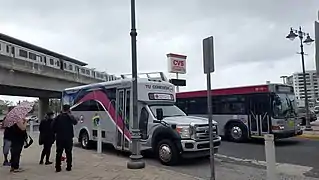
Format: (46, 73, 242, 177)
(180, 136, 221, 158)
(273, 130, 303, 139)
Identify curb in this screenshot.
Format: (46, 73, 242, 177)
(297, 134, 319, 140)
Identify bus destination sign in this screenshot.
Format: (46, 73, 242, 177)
(276, 85, 293, 93)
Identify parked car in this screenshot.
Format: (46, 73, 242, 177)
(297, 107, 317, 125)
(314, 106, 319, 114)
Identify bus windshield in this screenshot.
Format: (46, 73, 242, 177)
(149, 104, 186, 118)
(272, 93, 297, 118)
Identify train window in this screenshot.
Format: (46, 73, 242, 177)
(0, 43, 1, 51)
(19, 49, 28, 58)
(64, 63, 67, 69)
(86, 70, 90, 75)
(50, 59, 54, 65)
(68, 64, 73, 70)
(11, 47, 15, 55)
(28, 52, 36, 60)
(6, 45, 9, 53)
(43, 57, 46, 64)
(36, 55, 42, 62)
(56, 60, 60, 67)
(81, 69, 85, 74)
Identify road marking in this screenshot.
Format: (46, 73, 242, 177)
(215, 154, 313, 177)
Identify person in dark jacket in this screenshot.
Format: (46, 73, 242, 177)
(9, 118, 27, 172)
(39, 111, 55, 165)
(52, 105, 77, 172)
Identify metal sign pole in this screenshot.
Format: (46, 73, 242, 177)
(203, 36, 216, 180)
(176, 72, 179, 92)
(207, 72, 215, 180)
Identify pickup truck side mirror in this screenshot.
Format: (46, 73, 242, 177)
(156, 108, 164, 121)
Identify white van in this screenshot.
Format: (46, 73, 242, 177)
(62, 73, 221, 165)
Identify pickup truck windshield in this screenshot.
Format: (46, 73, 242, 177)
(149, 104, 186, 118)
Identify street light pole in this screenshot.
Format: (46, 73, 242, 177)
(127, 0, 145, 169)
(286, 26, 314, 131)
(299, 35, 312, 131)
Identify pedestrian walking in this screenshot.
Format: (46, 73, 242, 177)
(52, 104, 77, 172)
(39, 111, 55, 165)
(2, 101, 34, 173)
(2, 118, 12, 166)
(7, 119, 27, 172)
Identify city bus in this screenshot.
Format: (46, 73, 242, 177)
(62, 73, 221, 165)
(176, 83, 303, 142)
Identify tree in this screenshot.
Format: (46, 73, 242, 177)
(0, 100, 14, 115)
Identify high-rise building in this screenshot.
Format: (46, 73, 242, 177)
(286, 70, 319, 107)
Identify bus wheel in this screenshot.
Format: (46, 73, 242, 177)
(80, 131, 91, 149)
(156, 139, 179, 166)
(227, 123, 247, 142)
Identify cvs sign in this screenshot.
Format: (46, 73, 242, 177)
(167, 53, 187, 74)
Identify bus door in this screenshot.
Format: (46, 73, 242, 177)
(115, 88, 131, 151)
(248, 94, 271, 137)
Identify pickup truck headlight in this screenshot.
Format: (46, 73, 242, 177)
(176, 125, 192, 139)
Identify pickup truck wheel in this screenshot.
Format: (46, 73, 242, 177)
(79, 131, 92, 149)
(227, 123, 247, 143)
(156, 139, 179, 166)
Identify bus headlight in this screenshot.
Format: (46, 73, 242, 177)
(176, 125, 192, 139)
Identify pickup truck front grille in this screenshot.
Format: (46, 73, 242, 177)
(193, 124, 218, 141)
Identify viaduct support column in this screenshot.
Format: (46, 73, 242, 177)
(38, 98, 49, 121)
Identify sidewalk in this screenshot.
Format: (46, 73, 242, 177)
(0, 134, 318, 180)
(0, 137, 203, 180)
(299, 121, 319, 140)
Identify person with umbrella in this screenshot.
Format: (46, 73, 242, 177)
(39, 111, 55, 165)
(3, 101, 34, 172)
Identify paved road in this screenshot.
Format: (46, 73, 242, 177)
(75, 137, 318, 179)
(218, 137, 319, 169)
(142, 138, 319, 179)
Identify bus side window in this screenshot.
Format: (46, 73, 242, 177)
(176, 99, 187, 113)
(139, 107, 149, 140)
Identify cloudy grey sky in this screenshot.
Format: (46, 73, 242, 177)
(1, 0, 319, 103)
